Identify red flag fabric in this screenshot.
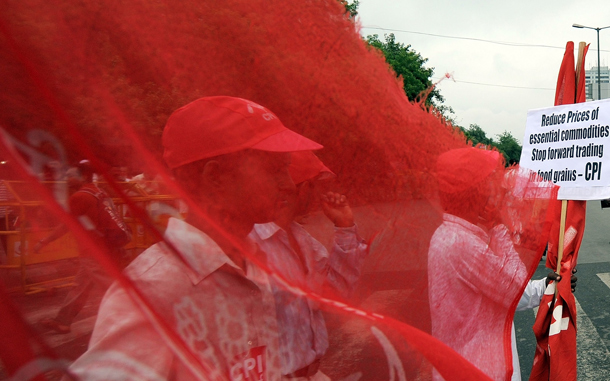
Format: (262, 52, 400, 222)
(530, 41, 589, 381)
(0, 281, 55, 381)
(553, 42, 576, 107)
(0, 1, 557, 380)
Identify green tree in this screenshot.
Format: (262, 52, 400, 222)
(366, 33, 445, 109)
(340, 0, 359, 18)
(338, 1, 452, 119)
(462, 124, 493, 146)
(495, 131, 522, 165)
(460, 124, 523, 166)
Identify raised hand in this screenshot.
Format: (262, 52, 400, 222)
(320, 191, 354, 228)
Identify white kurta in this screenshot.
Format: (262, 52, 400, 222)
(428, 213, 529, 380)
(250, 222, 367, 375)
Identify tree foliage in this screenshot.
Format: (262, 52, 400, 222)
(339, 0, 452, 120)
(340, 0, 509, 158)
(495, 131, 522, 165)
(462, 124, 493, 147)
(460, 124, 523, 165)
(365, 33, 444, 109)
(339, 0, 359, 18)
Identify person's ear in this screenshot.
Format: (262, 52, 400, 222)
(201, 160, 223, 189)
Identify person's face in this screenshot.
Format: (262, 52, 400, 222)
(65, 168, 84, 191)
(291, 180, 319, 224)
(274, 180, 307, 226)
(479, 172, 505, 228)
(220, 150, 296, 225)
(276, 176, 336, 225)
(119, 167, 128, 180)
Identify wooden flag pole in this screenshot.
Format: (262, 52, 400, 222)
(575, 41, 586, 88)
(556, 199, 568, 275)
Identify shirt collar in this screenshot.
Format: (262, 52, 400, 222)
(163, 218, 242, 284)
(252, 222, 283, 240)
(252, 221, 311, 240)
(442, 213, 489, 243)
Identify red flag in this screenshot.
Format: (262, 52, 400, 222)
(530, 41, 589, 381)
(0, 1, 558, 379)
(0, 281, 61, 380)
(553, 42, 576, 106)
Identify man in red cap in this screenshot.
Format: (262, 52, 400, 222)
(250, 151, 367, 380)
(428, 147, 528, 380)
(428, 147, 570, 380)
(69, 96, 323, 380)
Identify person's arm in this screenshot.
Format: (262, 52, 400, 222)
(67, 284, 174, 380)
(322, 225, 368, 297)
(545, 268, 578, 292)
(35, 191, 93, 253)
(318, 192, 368, 297)
(516, 268, 578, 312)
(446, 224, 528, 307)
(516, 279, 546, 311)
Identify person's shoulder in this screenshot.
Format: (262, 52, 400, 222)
(68, 185, 100, 214)
(71, 184, 101, 202)
(71, 190, 94, 200)
(124, 243, 176, 279)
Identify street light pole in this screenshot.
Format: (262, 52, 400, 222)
(573, 24, 610, 100)
(596, 28, 601, 100)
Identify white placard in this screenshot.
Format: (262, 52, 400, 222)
(520, 98, 610, 200)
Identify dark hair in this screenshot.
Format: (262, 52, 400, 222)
(76, 160, 94, 183)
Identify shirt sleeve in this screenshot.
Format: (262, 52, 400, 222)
(449, 224, 528, 308)
(68, 284, 174, 380)
(516, 278, 546, 311)
(322, 225, 368, 298)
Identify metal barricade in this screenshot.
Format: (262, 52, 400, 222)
(0, 180, 181, 294)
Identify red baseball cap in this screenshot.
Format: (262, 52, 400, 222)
(289, 150, 335, 185)
(436, 147, 503, 193)
(163, 96, 323, 169)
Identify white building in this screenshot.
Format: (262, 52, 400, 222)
(585, 66, 610, 101)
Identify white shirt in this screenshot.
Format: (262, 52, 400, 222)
(511, 278, 546, 381)
(250, 222, 367, 374)
(70, 218, 282, 380)
(429, 214, 529, 381)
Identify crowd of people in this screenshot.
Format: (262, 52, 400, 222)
(21, 96, 577, 380)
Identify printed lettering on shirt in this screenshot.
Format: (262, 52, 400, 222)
(229, 346, 266, 381)
(174, 297, 223, 379)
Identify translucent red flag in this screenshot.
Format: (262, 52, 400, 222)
(1, 1, 556, 380)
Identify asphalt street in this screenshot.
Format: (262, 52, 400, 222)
(515, 201, 610, 380)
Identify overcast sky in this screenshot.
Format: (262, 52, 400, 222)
(357, 0, 610, 143)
